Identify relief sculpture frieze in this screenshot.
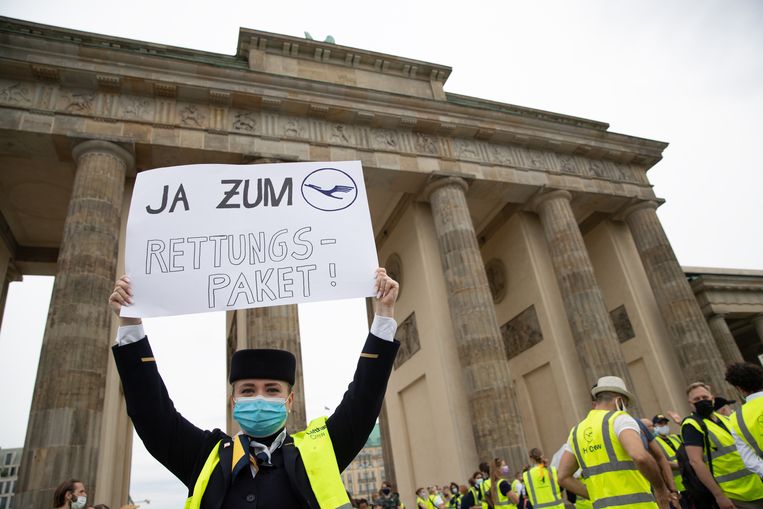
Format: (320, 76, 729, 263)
(0, 79, 650, 189)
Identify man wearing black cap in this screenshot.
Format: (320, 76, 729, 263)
(109, 268, 399, 509)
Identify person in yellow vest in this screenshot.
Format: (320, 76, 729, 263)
(416, 488, 435, 509)
(509, 473, 523, 509)
(427, 486, 444, 509)
(459, 476, 483, 509)
(446, 482, 462, 509)
(557, 375, 672, 509)
(725, 362, 763, 477)
(109, 269, 399, 509)
(485, 458, 519, 509)
(476, 462, 491, 509)
(651, 414, 690, 509)
(683, 381, 763, 509)
(522, 448, 564, 509)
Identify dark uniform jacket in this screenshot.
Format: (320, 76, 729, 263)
(113, 333, 399, 509)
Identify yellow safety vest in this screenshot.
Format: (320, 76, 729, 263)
(729, 396, 763, 459)
(417, 495, 435, 509)
(184, 416, 351, 509)
(493, 478, 513, 507)
(568, 409, 657, 509)
(654, 434, 685, 492)
(683, 415, 763, 502)
(574, 475, 593, 509)
(522, 465, 564, 509)
(480, 478, 491, 509)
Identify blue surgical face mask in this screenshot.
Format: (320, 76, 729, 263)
(233, 395, 289, 437)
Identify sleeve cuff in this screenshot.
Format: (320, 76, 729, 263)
(370, 315, 397, 342)
(115, 324, 146, 346)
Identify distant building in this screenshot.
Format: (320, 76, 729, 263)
(342, 423, 385, 502)
(0, 447, 21, 509)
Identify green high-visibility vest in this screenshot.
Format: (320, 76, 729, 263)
(729, 397, 763, 459)
(522, 465, 564, 509)
(184, 416, 351, 509)
(568, 409, 657, 509)
(683, 415, 763, 502)
(654, 433, 685, 492)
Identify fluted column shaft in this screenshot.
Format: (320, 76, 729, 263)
(531, 190, 637, 397)
(426, 176, 526, 470)
(17, 140, 131, 506)
(707, 314, 744, 366)
(622, 202, 728, 392)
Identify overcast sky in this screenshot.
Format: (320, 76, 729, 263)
(1, 0, 762, 507)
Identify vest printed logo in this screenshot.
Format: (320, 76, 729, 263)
(584, 427, 594, 443)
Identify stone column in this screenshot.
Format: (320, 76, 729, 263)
(707, 314, 744, 366)
(425, 176, 527, 470)
(752, 315, 763, 351)
(530, 190, 638, 399)
(621, 201, 728, 392)
(16, 140, 131, 507)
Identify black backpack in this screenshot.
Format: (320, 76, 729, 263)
(675, 415, 719, 509)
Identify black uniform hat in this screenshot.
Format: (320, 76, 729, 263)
(229, 349, 296, 385)
(713, 396, 736, 411)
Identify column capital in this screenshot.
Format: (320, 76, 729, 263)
(527, 189, 572, 213)
(72, 140, 135, 173)
(423, 175, 469, 201)
(614, 199, 660, 222)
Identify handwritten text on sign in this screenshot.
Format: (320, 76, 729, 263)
(122, 161, 378, 317)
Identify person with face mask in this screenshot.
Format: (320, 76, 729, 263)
(523, 448, 564, 509)
(682, 381, 763, 509)
(446, 482, 461, 509)
(53, 479, 87, 509)
(651, 414, 689, 509)
(486, 457, 518, 509)
(460, 476, 482, 509)
(109, 268, 400, 509)
(557, 375, 672, 509)
(416, 488, 435, 509)
(374, 481, 402, 509)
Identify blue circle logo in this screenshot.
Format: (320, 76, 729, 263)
(301, 168, 358, 211)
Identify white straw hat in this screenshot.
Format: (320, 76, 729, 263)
(591, 375, 635, 401)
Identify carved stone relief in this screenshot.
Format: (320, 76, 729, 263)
(414, 132, 438, 154)
(372, 128, 398, 149)
(330, 123, 354, 144)
(120, 96, 153, 120)
(500, 305, 544, 360)
(610, 305, 635, 343)
(394, 312, 420, 369)
(0, 81, 31, 105)
(232, 111, 257, 132)
(62, 90, 95, 114)
(179, 104, 206, 128)
(454, 138, 480, 160)
(282, 118, 306, 138)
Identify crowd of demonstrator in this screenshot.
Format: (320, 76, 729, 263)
(349, 362, 763, 509)
(51, 479, 139, 509)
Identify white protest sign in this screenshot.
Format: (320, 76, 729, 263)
(122, 160, 378, 317)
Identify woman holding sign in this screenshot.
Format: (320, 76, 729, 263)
(109, 268, 399, 509)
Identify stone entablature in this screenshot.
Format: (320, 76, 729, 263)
(0, 16, 666, 170)
(687, 269, 763, 317)
(0, 78, 658, 201)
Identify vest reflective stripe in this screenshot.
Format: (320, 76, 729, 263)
(523, 465, 564, 509)
(291, 416, 352, 509)
(731, 398, 763, 458)
(568, 409, 656, 509)
(416, 496, 434, 509)
(184, 439, 222, 509)
(592, 493, 656, 509)
(683, 416, 763, 501)
(185, 417, 351, 509)
(654, 434, 684, 492)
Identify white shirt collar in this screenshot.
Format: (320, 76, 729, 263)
(746, 391, 763, 402)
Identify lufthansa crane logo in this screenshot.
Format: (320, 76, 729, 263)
(301, 168, 358, 211)
(584, 427, 594, 443)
